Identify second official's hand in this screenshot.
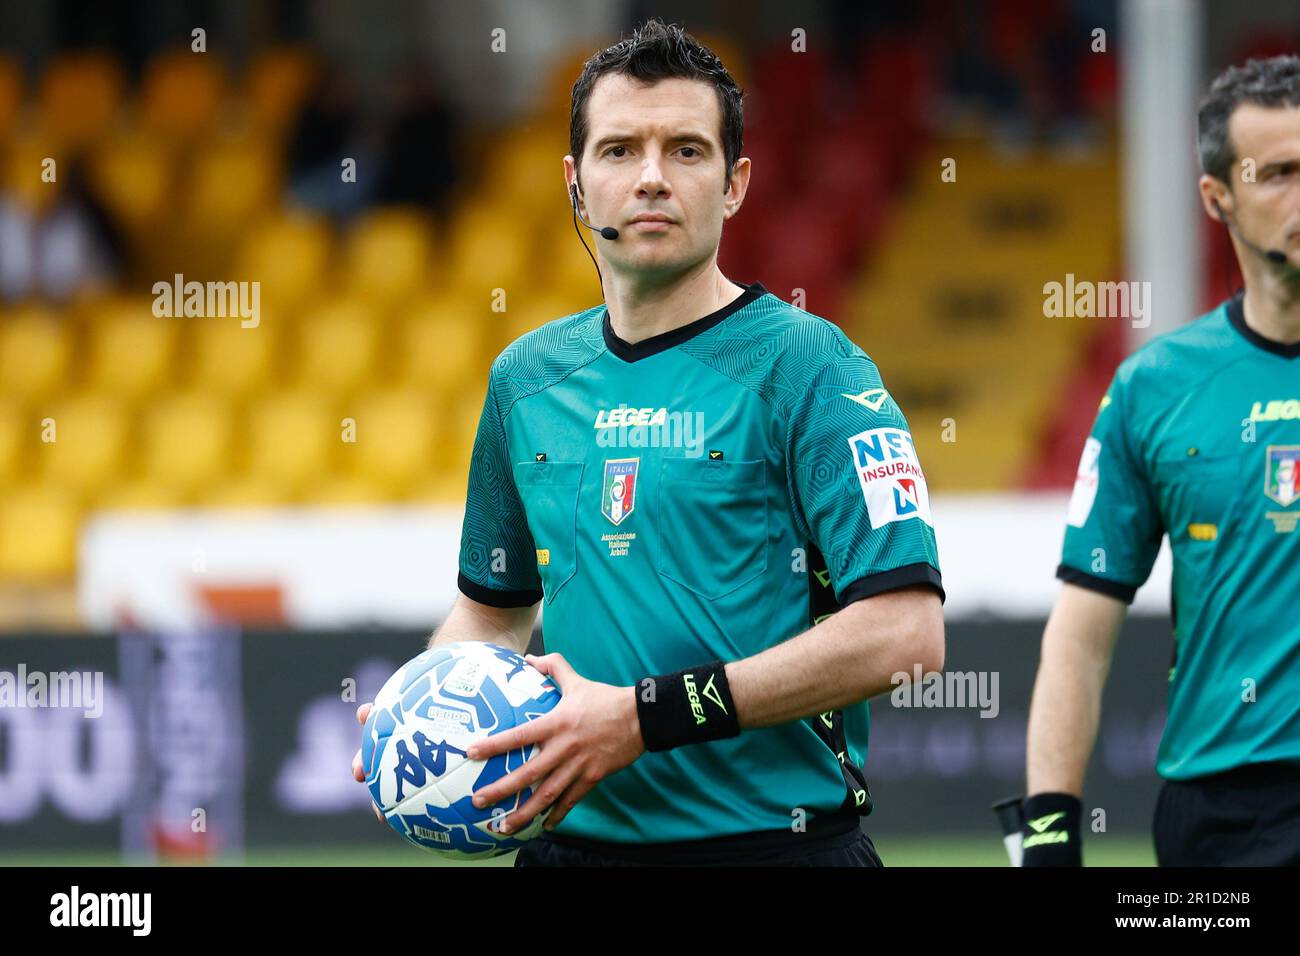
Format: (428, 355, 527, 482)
(466, 652, 645, 834)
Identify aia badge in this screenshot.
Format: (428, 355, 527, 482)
(1264, 445, 1300, 507)
(602, 458, 639, 525)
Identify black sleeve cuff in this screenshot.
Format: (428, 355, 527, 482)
(457, 571, 543, 609)
(1056, 564, 1137, 604)
(839, 562, 945, 606)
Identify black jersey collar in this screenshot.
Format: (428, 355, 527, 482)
(602, 280, 767, 363)
(1226, 290, 1300, 359)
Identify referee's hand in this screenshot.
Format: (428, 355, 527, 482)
(352, 702, 385, 823)
(464, 652, 646, 835)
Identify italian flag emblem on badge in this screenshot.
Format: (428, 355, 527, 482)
(602, 458, 639, 525)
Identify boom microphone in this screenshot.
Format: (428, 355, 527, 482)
(1213, 199, 1288, 265)
(571, 184, 619, 240)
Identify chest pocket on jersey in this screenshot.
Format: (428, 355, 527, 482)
(657, 457, 769, 600)
(1152, 450, 1245, 544)
(513, 460, 584, 604)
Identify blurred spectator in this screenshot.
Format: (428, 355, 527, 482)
(286, 64, 373, 221)
(373, 60, 460, 223)
(0, 158, 123, 301)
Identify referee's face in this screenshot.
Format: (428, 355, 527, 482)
(567, 74, 748, 280)
(1215, 103, 1300, 263)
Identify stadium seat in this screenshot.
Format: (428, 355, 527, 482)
(293, 297, 382, 393)
(448, 198, 528, 297)
(0, 305, 72, 402)
(305, 474, 391, 506)
(38, 394, 129, 495)
(397, 294, 486, 393)
(89, 128, 174, 230)
(39, 51, 124, 149)
(339, 208, 438, 308)
(0, 53, 20, 140)
(140, 49, 227, 141)
(86, 298, 180, 400)
(344, 388, 441, 495)
(2, 134, 63, 213)
(242, 390, 338, 495)
(189, 314, 281, 396)
(183, 139, 279, 239)
(246, 47, 317, 135)
(233, 212, 332, 311)
(0, 486, 80, 581)
(198, 475, 292, 509)
(94, 480, 188, 511)
(0, 400, 23, 486)
(140, 392, 235, 494)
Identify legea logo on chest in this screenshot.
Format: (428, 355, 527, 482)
(594, 404, 706, 457)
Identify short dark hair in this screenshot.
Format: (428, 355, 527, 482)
(1198, 54, 1300, 185)
(569, 18, 744, 189)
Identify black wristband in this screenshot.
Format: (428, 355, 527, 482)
(635, 661, 741, 752)
(1020, 792, 1083, 867)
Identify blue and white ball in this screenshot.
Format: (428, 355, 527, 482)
(361, 641, 562, 858)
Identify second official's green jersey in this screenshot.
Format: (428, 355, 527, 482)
(458, 280, 944, 843)
(1060, 291, 1300, 780)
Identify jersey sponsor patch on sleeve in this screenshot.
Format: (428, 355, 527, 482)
(847, 427, 933, 528)
(1066, 436, 1102, 528)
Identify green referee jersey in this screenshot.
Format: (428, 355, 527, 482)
(1060, 291, 1300, 780)
(457, 279, 944, 843)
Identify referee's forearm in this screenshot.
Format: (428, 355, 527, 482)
(724, 586, 944, 729)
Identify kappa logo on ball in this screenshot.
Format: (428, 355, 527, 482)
(847, 427, 932, 527)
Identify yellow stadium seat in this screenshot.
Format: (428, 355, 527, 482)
(38, 394, 128, 495)
(448, 199, 528, 297)
(184, 139, 278, 236)
(140, 392, 234, 494)
(0, 305, 72, 401)
(39, 52, 124, 148)
(294, 298, 381, 392)
(247, 47, 316, 134)
(86, 298, 180, 399)
(233, 212, 332, 310)
(340, 208, 438, 306)
(3, 135, 62, 213)
(243, 390, 338, 494)
(198, 476, 291, 509)
(305, 475, 390, 507)
(0, 54, 21, 140)
(0, 486, 80, 581)
(94, 480, 187, 512)
(141, 49, 227, 141)
(90, 128, 173, 229)
(397, 294, 486, 393)
(189, 316, 280, 396)
(0, 401, 24, 484)
(344, 389, 441, 494)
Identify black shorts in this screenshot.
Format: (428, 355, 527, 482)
(513, 819, 883, 867)
(1153, 761, 1300, 866)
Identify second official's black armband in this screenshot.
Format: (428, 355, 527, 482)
(635, 661, 740, 752)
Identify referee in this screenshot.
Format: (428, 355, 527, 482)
(347, 20, 944, 867)
(1022, 56, 1300, 866)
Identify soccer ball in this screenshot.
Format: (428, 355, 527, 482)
(361, 641, 562, 858)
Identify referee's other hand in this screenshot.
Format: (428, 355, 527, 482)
(352, 701, 384, 823)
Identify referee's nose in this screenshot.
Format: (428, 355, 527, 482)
(635, 158, 671, 203)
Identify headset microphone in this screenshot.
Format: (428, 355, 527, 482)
(571, 185, 619, 240)
(1213, 199, 1288, 265)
